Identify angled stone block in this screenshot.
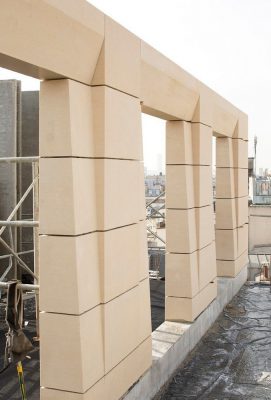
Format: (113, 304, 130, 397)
(235, 196, 248, 227)
(138, 278, 152, 342)
(103, 285, 140, 373)
(138, 220, 149, 281)
(141, 42, 199, 121)
(95, 159, 145, 230)
(198, 241, 217, 290)
(216, 198, 237, 230)
(217, 250, 248, 277)
(92, 17, 140, 97)
(40, 79, 94, 157)
(165, 252, 199, 298)
(0, 0, 104, 83)
(191, 123, 212, 166)
(99, 223, 142, 303)
(191, 84, 213, 127)
(40, 233, 100, 314)
(39, 158, 97, 235)
(166, 165, 195, 209)
(234, 168, 248, 198)
(40, 307, 104, 393)
(195, 205, 215, 250)
(166, 280, 217, 322)
(194, 166, 213, 208)
(216, 228, 238, 260)
(216, 137, 233, 168)
(166, 121, 193, 165)
(216, 167, 235, 198)
(233, 139, 248, 169)
(92, 86, 143, 160)
(237, 224, 248, 257)
(104, 337, 152, 400)
(40, 81, 143, 160)
(166, 209, 197, 254)
(41, 377, 105, 400)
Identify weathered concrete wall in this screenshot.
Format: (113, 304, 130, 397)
(249, 205, 271, 250)
(0, 80, 20, 274)
(18, 91, 39, 274)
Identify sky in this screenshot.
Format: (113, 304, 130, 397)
(0, 0, 270, 173)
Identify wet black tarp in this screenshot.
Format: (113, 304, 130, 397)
(157, 283, 271, 400)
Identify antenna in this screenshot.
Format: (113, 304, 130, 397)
(254, 135, 258, 176)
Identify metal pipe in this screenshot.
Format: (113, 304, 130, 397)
(146, 191, 165, 208)
(146, 226, 166, 244)
(0, 157, 39, 163)
(0, 176, 38, 238)
(0, 221, 39, 227)
(0, 237, 37, 279)
(0, 250, 34, 260)
(0, 282, 39, 291)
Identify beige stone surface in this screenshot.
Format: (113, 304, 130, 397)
(166, 280, 217, 322)
(196, 205, 215, 249)
(165, 252, 199, 298)
(216, 228, 238, 260)
(217, 250, 248, 277)
(40, 79, 93, 157)
(39, 158, 97, 235)
(191, 123, 212, 166)
(194, 166, 213, 208)
(92, 17, 140, 97)
(141, 42, 199, 121)
(40, 307, 104, 393)
(166, 121, 193, 165)
(233, 139, 248, 169)
(198, 242, 217, 290)
(237, 223, 248, 257)
(104, 336, 152, 400)
(40, 233, 100, 314)
(216, 198, 237, 230)
(41, 377, 105, 399)
(236, 196, 249, 227)
(234, 168, 248, 198)
(166, 165, 195, 209)
(95, 159, 145, 230)
(216, 167, 235, 199)
(92, 86, 143, 160)
(41, 335, 152, 399)
(103, 285, 139, 372)
(216, 137, 233, 168)
(166, 209, 197, 254)
(138, 220, 149, 281)
(0, 0, 104, 83)
(40, 81, 143, 160)
(99, 223, 143, 303)
(138, 278, 152, 342)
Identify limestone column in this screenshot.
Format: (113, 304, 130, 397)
(165, 121, 217, 322)
(216, 123, 248, 276)
(40, 16, 151, 400)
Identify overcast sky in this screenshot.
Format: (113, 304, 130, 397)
(1, 0, 270, 172)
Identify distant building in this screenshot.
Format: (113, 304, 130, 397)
(145, 173, 165, 197)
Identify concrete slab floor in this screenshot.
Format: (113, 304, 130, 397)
(156, 283, 271, 400)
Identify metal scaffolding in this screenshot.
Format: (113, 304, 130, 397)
(146, 191, 166, 279)
(0, 156, 40, 336)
